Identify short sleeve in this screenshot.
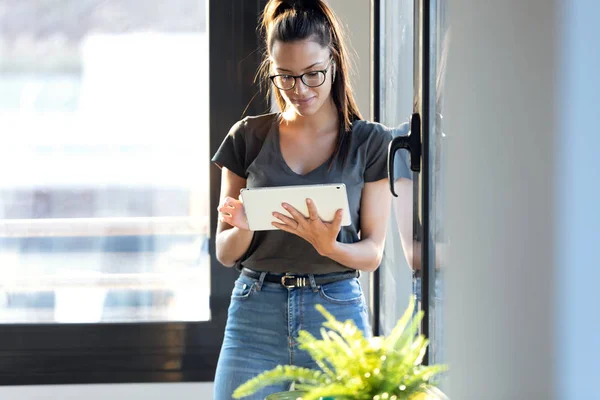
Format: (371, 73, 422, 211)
(211, 119, 247, 178)
(364, 124, 393, 182)
(391, 122, 412, 181)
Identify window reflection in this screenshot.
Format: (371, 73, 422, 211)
(0, 1, 209, 323)
(379, 0, 415, 336)
(378, 0, 449, 369)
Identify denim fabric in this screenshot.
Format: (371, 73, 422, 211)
(213, 271, 371, 400)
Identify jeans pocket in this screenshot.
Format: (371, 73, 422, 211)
(231, 279, 256, 301)
(318, 278, 364, 305)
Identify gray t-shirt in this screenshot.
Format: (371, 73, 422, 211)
(212, 113, 411, 274)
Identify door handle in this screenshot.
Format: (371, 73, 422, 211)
(388, 112, 422, 196)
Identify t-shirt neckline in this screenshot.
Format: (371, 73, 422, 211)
(271, 113, 335, 178)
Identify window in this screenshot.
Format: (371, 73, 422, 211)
(377, 0, 449, 367)
(377, 0, 415, 335)
(0, 1, 210, 325)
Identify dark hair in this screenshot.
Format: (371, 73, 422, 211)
(258, 0, 362, 164)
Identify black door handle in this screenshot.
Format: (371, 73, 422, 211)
(387, 112, 422, 197)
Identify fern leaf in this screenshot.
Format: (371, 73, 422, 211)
(385, 296, 416, 350)
(402, 365, 449, 388)
(315, 304, 364, 341)
(390, 310, 425, 356)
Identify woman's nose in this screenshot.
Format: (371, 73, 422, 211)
(294, 78, 309, 95)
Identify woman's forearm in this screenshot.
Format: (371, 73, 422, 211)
(215, 227, 254, 267)
(321, 238, 383, 272)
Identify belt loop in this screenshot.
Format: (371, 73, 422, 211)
(255, 271, 267, 291)
(308, 274, 318, 292)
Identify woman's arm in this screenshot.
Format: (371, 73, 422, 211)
(323, 178, 391, 271)
(394, 177, 447, 271)
(215, 167, 254, 267)
(272, 178, 392, 272)
(393, 177, 416, 269)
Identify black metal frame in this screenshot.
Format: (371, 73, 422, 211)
(420, 0, 432, 366)
(0, 0, 267, 385)
(370, 0, 382, 337)
(374, 0, 433, 365)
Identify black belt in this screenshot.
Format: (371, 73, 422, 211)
(241, 267, 359, 289)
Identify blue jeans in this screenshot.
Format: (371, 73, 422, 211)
(213, 270, 371, 400)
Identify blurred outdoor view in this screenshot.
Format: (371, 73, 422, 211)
(0, 0, 211, 323)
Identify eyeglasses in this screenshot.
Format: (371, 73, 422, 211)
(269, 58, 334, 91)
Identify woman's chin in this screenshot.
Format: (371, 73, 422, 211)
(291, 104, 318, 117)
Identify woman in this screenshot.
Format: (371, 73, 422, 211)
(211, 0, 411, 398)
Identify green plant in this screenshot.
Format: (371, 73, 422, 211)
(233, 297, 448, 400)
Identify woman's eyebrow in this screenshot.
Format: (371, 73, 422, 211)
(276, 61, 323, 73)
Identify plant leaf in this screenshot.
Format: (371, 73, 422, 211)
(385, 296, 416, 351)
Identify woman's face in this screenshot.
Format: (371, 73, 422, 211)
(270, 39, 334, 118)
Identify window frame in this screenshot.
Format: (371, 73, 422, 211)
(0, 0, 268, 385)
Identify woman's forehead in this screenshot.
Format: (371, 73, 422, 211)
(270, 39, 330, 70)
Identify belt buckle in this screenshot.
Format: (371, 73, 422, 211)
(281, 275, 306, 289)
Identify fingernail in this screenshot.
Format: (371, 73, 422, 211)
(282, 203, 288, 209)
(306, 198, 312, 204)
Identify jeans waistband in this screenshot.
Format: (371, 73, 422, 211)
(240, 267, 359, 289)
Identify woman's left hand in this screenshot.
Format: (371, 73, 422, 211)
(272, 198, 343, 257)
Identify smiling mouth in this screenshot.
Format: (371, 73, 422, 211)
(293, 97, 314, 104)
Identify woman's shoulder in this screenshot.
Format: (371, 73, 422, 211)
(351, 119, 410, 139)
(351, 119, 394, 145)
(232, 112, 279, 136)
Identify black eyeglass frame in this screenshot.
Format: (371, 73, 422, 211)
(269, 58, 334, 90)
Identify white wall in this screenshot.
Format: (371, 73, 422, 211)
(445, 0, 599, 399)
(326, 0, 371, 120)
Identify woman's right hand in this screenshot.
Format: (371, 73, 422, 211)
(217, 196, 250, 231)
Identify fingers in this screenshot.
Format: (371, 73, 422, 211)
(217, 196, 242, 227)
(306, 198, 319, 221)
(218, 212, 233, 225)
(331, 209, 344, 230)
(218, 196, 242, 213)
(221, 196, 237, 208)
(282, 202, 305, 221)
(272, 212, 297, 227)
(271, 221, 295, 233)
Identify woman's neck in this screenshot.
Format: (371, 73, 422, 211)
(283, 98, 339, 135)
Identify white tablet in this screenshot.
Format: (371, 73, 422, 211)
(240, 183, 352, 231)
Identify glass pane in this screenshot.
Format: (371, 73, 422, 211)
(427, 0, 449, 365)
(0, 1, 210, 323)
(378, 0, 415, 335)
